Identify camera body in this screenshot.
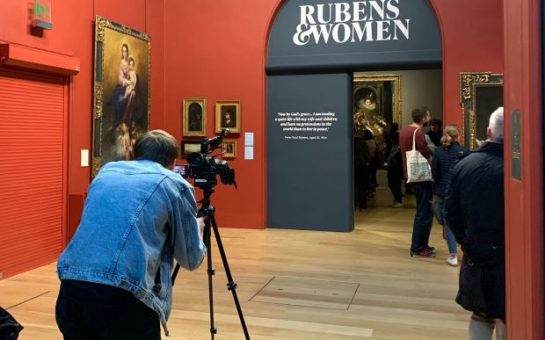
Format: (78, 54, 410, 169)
(176, 129, 236, 191)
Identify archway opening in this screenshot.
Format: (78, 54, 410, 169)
(265, 0, 443, 232)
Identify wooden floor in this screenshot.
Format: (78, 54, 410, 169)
(0, 194, 469, 339)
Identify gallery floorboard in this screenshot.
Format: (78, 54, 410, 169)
(0, 198, 469, 339)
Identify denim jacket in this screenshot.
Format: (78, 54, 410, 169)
(57, 160, 206, 335)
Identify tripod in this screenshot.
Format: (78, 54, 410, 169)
(172, 188, 250, 340)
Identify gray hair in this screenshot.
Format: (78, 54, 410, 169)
(488, 107, 504, 143)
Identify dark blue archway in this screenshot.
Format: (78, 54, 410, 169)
(266, 0, 442, 231)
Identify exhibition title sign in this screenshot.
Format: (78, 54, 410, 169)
(293, 0, 410, 45)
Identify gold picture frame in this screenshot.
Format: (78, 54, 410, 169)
(459, 72, 503, 150)
(92, 16, 151, 176)
(222, 140, 237, 158)
(183, 98, 207, 137)
(353, 74, 402, 125)
(215, 101, 241, 133)
(181, 141, 202, 158)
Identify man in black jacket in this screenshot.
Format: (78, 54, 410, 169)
(445, 107, 505, 339)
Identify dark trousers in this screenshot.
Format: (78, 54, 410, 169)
(369, 162, 377, 192)
(55, 280, 161, 340)
(387, 166, 403, 203)
(410, 181, 434, 252)
(354, 164, 370, 209)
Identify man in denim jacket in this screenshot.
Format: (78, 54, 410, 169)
(56, 130, 206, 339)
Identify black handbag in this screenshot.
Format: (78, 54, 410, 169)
(0, 307, 23, 340)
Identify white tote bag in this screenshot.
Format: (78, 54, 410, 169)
(406, 128, 433, 183)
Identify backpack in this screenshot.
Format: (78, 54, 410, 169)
(386, 144, 400, 166)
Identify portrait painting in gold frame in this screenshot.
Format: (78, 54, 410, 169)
(215, 101, 241, 133)
(353, 74, 401, 125)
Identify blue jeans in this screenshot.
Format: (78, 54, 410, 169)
(56, 280, 161, 340)
(435, 196, 458, 255)
(411, 181, 434, 252)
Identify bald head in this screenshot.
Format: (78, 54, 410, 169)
(487, 107, 504, 143)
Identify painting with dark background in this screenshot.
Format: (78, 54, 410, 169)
(460, 73, 503, 150)
(183, 99, 207, 137)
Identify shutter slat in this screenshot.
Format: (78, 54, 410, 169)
(0, 71, 65, 279)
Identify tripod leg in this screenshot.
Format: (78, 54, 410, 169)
(204, 220, 217, 339)
(209, 213, 251, 340)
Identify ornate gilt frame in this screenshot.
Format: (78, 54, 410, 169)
(353, 74, 402, 125)
(215, 101, 241, 134)
(459, 72, 503, 150)
(182, 98, 207, 137)
(92, 16, 151, 176)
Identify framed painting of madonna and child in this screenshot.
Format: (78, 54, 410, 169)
(92, 16, 151, 176)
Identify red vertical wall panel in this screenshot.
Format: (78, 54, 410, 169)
(0, 70, 66, 279)
(503, 0, 544, 339)
(164, 0, 280, 228)
(427, 0, 504, 127)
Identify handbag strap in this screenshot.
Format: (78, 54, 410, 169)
(411, 128, 419, 151)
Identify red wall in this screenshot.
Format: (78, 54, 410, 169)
(428, 0, 504, 126)
(164, 0, 280, 228)
(504, 0, 544, 339)
(0, 0, 165, 246)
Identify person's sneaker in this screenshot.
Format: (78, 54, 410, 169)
(446, 256, 458, 266)
(392, 202, 403, 208)
(410, 249, 436, 258)
(425, 245, 436, 253)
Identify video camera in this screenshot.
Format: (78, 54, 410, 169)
(176, 129, 236, 191)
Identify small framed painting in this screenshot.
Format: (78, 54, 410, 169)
(222, 140, 237, 158)
(215, 101, 240, 133)
(181, 140, 202, 157)
(183, 98, 207, 137)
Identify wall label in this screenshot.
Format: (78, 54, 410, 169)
(511, 110, 521, 180)
(274, 111, 338, 140)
